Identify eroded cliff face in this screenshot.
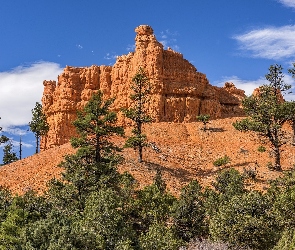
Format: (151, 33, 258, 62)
(41, 25, 245, 150)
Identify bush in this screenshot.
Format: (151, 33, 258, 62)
(172, 180, 207, 241)
(273, 228, 295, 250)
(212, 168, 245, 197)
(213, 155, 230, 167)
(209, 191, 278, 250)
(139, 222, 183, 250)
(257, 145, 266, 152)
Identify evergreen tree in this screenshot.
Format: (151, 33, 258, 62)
(172, 180, 207, 241)
(233, 64, 295, 170)
(48, 91, 124, 213)
(123, 67, 152, 163)
(29, 102, 49, 154)
(0, 117, 8, 145)
(209, 191, 278, 250)
(134, 170, 176, 233)
(71, 90, 124, 163)
(2, 140, 18, 165)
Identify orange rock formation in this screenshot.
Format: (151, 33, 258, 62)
(41, 25, 245, 150)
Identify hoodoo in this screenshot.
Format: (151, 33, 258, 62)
(41, 25, 245, 150)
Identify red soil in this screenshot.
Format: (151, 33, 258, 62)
(1, 118, 295, 196)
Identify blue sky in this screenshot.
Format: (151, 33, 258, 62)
(0, 0, 295, 162)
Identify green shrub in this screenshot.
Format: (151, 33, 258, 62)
(172, 180, 207, 241)
(212, 168, 245, 197)
(257, 145, 266, 152)
(209, 191, 278, 250)
(213, 155, 230, 167)
(273, 228, 295, 250)
(139, 222, 183, 250)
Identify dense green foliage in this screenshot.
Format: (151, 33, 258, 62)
(233, 64, 295, 171)
(2, 140, 18, 165)
(4, 165, 295, 249)
(123, 67, 152, 163)
(29, 102, 49, 154)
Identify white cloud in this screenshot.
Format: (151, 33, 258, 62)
(0, 61, 63, 129)
(12, 139, 33, 148)
(103, 52, 118, 65)
(126, 44, 135, 52)
(214, 74, 295, 100)
(4, 127, 28, 136)
(214, 76, 267, 96)
(278, 0, 295, 8)
(234, 25, 295, 59)
(158, 29, 180, 51)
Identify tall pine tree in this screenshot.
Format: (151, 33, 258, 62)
(123, 67, 152, 163)
(49, 91, 124, 212)
(29, 102, 49, 154)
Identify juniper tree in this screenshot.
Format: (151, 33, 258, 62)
(123, 67, 152, 163)
(29, 102, 49, 154)
(233, 64, 295, 171)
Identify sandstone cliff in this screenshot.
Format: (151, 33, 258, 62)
(41, 25, 245, 150)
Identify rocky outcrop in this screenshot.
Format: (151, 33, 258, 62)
(41, 25, 245, 150)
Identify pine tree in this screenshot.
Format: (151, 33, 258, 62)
(29, 102, 49, 154)
(49, 91, 124, 212)
(123, 67, 152, 163)
(233, 64, 295, 171)
(71, 90, 124, 164)
(0, 117, 8, 145)
(2, 140, 18, 165)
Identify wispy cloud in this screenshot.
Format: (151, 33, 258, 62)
(214, 76, 267, 96)
(126, 44, 135, 52)
(158, 29, 180, 51)
(103, 52, 118, 65)
(0, 61, 63, 129)
(278, 0, 295, 9)
(12, 139, 33, 148)
(233, 25, 295, 60)
(214, 74, 295, 100)
(4, 127, 28, 136)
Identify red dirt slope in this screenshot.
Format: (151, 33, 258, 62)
(1, 118, 295, 195)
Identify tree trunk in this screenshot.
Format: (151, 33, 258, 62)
(35, 135, 39, 154)
(273, 147, 282, 171)
(139, 145, 143, 163)
(292, 121, 295, 145)
(96, 135, 101, 163)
